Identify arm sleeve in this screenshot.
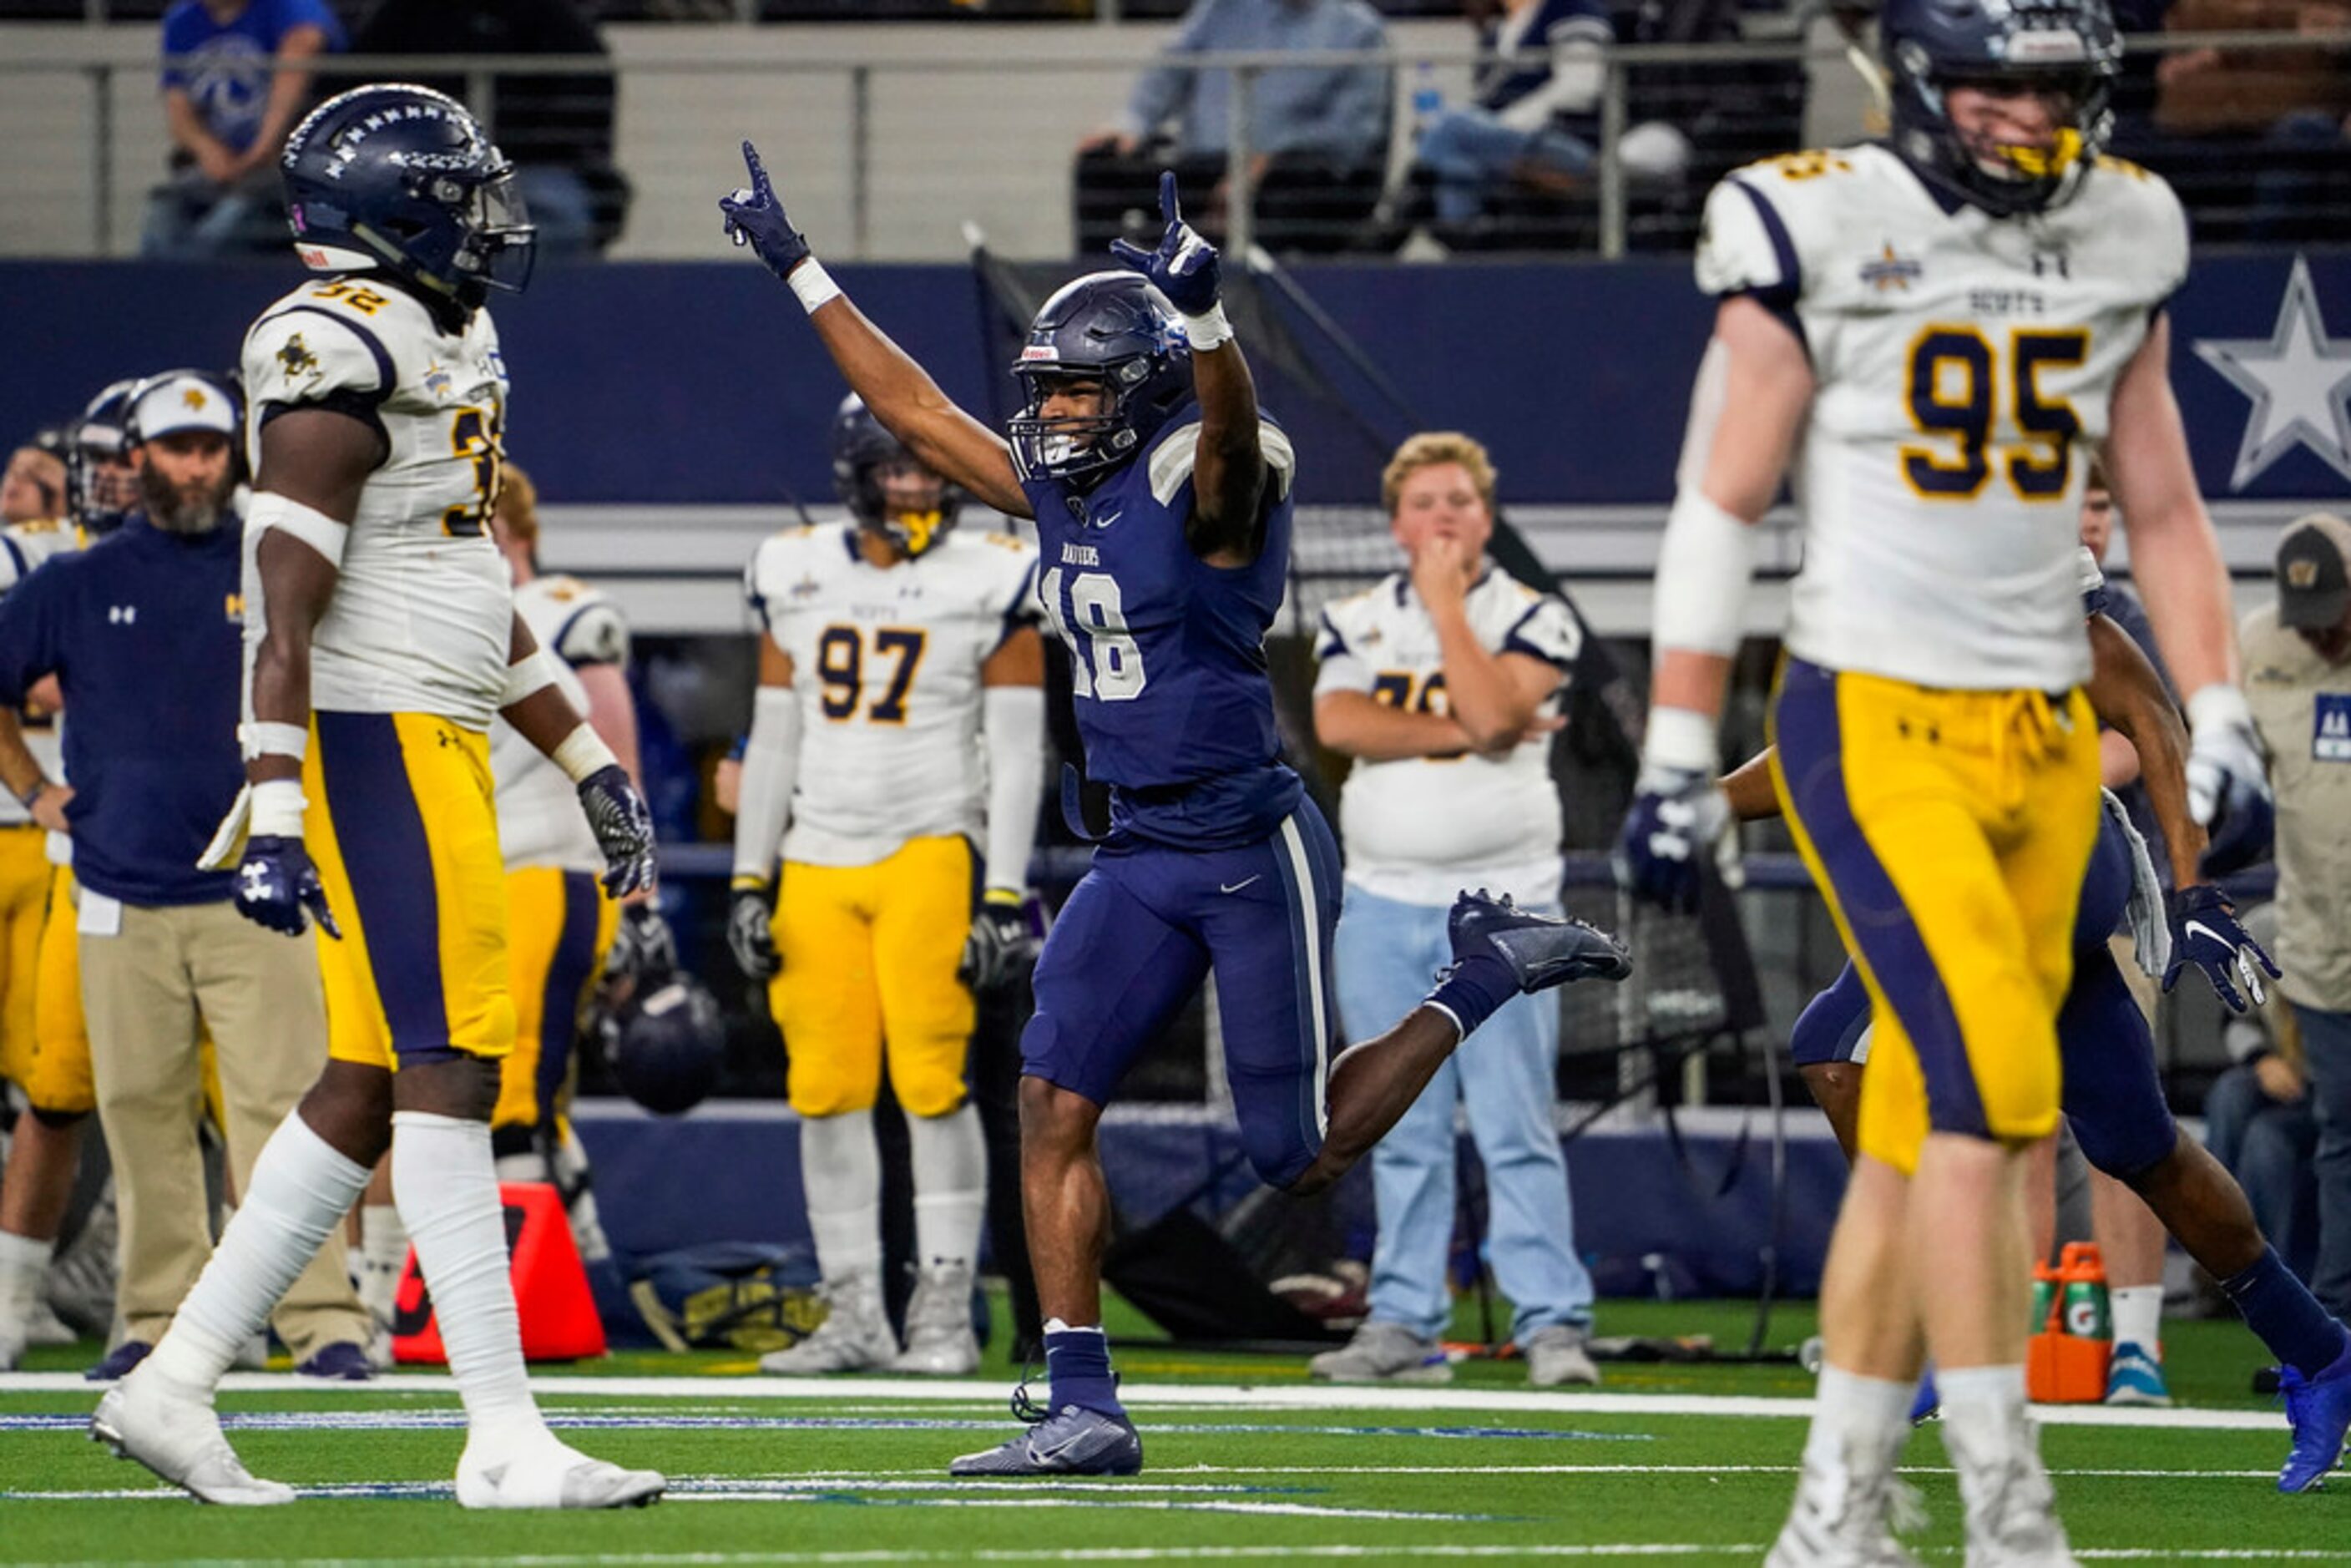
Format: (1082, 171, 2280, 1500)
(1120, 3, 1216, 139)
(731, 683, 800, 883)
(982, 685, 1046, 897)
(278, 0, 347, 50)
(1311, 607, 1375, 698)
(1495, 10, 1613, 132)
(160, 11, 195, 91)
(1272, 17, 1391, 160)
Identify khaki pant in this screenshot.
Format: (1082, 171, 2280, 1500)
(82, 898, 369, 1359)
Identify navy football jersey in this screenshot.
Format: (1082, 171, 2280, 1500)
(1022, 413, 1302, 849)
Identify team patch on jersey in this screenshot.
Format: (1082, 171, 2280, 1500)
(1859, 243, 1921, 292)
(276, 334, 321, 380)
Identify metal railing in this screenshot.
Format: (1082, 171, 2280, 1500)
(1, 31, 2344, 260)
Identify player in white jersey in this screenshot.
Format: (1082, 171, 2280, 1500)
(1309, 432, 1602, 1388)
(730, 393, 1044, 1376)
(1612, 0, 2268, 1560)
(92, 84, 663, 1511)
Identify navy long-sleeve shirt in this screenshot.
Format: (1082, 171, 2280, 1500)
(0, 513, 245, 907)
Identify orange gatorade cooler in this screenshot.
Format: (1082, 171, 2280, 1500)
(2026, 1241, 2111, 1403)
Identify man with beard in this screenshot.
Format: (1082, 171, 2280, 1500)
(0, 370, 373, 1380)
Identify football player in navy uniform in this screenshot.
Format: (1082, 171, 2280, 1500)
(721, 153, 1630, 1477)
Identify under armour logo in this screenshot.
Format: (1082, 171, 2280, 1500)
(108, 605, 136, 625)
(238, 862, 273, 898)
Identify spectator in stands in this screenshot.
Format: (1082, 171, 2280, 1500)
(141, 0, 344, 259)
(1075, 0, 1392, 254)
(2206, 903, 2320, 1282)
(2, 444, 66, 529)
(1307, 433, 1600, 1388)
(0, 373, 372, 1379)
(2153, 0, 2351, 240)
(350, 0, 632, 256)
(2242, 513, 2351, 1318)
(1412, 0, 1613, 228)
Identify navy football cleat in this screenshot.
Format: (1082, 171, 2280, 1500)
(2279, 1343, 2351, 1493)
(1446, 891, 1631, 993)
(948, 1404, 1143, 1478)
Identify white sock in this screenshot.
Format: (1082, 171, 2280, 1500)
(799, 1110, 881, 1282)
(0, 1229, 53, 1355)
(146, 1111, 368, 1390)
(2110, 1285, 2162, 1353)
(356, 1202, 408, 1324)
(908, 1103, 986, 1270)
(392, 1111, 548, 1453)
(1802, 1365, 1916, 1486)
(1937, 1363, 2034, 1507)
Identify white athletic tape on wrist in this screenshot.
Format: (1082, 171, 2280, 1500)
(789, 259, 842, 316)
(239, 721, 309, 764)
(551, 723, 619, 785)
(1642, 706, 1720, 778)
(1651, 488, 1757, 660)
(1181, 301, 1235, 352)
(245, 491, 349, 569)
(2187, 683, 2253, 735)
(501, 647, 562, 708)
(249, 777, 307, 839)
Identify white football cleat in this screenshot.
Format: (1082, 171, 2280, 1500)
(890, 1262, 980, 1376)
(456, 1436, 665, 1510)
(758, 1272, 897, 1374)
(1765, 1449, 1924, 1568)
(90, 1371, 296, 1505)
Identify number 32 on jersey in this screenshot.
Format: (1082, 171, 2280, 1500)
(1901, 326, 2089, 502)
(1041, 567, 1146, 701)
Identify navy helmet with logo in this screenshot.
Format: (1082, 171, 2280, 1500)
(1005, 271, 1193, 486)
(1881, 0, 2121, 216)
(281, 83, 536, 311)
(66, 378, 139, 534)
(831, 393, 963, 558)
(600, 973, 725, 1117)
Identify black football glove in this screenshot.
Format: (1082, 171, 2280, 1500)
(2164, 883, 2281, 1014)
(720, 140, 812, 283)
(728, 877, 780, 979)
(605, 902, 677, 986)
(234, 835, 340, 939)
(958, 889, 1038, 994)
(577, 765, 657, 898)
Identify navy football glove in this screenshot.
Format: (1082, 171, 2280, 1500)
(959, 890, 1038, 994)
(720, 140, 812, 282)
(577, 765, 657, 898)
(1613, 765, 1736, 916)
(727, 878, 780, 980)
(235, 835, 340, 940)
(2164, 883, 2280, 1014)
(606, 902, 676, 986)
(1107, 171, 1221, 318)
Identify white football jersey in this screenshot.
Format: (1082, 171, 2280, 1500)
(747, 524, 1040, 868)
(1315, 569, 1579, 907)
(240, 277, 514, 730)
(492, 574, 630, 874)
(0, 518, 83, 830)
(1696, 144, 2189, 691)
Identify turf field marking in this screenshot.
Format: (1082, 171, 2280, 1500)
(0, 1372, 2293, 1432)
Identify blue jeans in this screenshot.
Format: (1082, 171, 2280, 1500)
(1335, 883, 1592, 1343)
(2204, 1059, 2319, 1283)
(1416, 106, 1593, 224)
(2295, 1003, 2351, 1318)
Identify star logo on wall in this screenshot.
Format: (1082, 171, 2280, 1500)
(2192, 255, 2351, 490)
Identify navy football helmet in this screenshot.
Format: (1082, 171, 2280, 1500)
(600, 974, 724, 1117)
(281, 83, 535, 311)
(66, 379, 139, 534)
(1882, 0, 2121, 215)
(1006, 271, 1193, 486)
(831, 393, 962, 558)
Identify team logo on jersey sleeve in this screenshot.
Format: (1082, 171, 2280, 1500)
(423, 362, 456, 401)
(276, 335, 321, 379)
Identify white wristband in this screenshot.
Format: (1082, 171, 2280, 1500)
(1642, 706, 1720, 778)
(502, 647, 562, 708)
(789, 258, 842, 316)
(249, 777, 306, 839)
(239, 721, 308, 763)
(2186, 683, 2252, 734)
(550, 723, 619, 785)
(1181, 301, 1234, 352)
